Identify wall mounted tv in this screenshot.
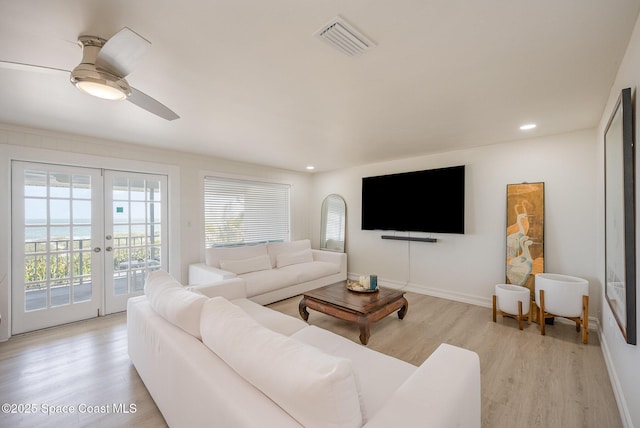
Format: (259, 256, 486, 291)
(361, 165, 465, 234)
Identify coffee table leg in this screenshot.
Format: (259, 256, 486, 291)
(358, 317, 371, 345)
(298, 297, 310, 321)
(397, 297, 409, 320)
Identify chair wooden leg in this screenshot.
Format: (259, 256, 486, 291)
(492, 295, 497, 322)
(518, 300, 523, 330)
(540, 289, 546, 336)
(582, 295, 589, 344)
(528, 301, 532, 325)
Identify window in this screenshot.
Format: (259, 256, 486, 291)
(203, 176, 290, 248)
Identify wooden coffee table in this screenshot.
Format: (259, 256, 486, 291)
(299, 281, 408, 345)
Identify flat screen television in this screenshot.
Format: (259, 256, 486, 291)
(361, 165, 465, 234)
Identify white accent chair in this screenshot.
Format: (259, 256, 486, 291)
(493, 284, 531, 330)
(534, 273, 589, 344)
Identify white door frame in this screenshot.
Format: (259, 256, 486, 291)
(0, 143, 181, 341)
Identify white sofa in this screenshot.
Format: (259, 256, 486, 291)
(128, 270, 481, 428)
(188, 239, 347, 304)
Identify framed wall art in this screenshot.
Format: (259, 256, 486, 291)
(506, 182, 545, 295)
(604, 87, 636, 345)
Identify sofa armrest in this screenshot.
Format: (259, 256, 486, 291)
(187, 278, 247, 300)
(312, 250, 347, 274)
(364, 343, 481, 428)
(189, 263, 237, 285)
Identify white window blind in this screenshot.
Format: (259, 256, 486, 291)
(204, 176, 290, 248)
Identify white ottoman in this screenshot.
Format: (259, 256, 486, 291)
(493, 284, 531, 330)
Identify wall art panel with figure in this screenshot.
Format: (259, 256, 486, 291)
(505, 182, 545, 297)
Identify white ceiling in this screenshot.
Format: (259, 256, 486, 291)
(1, 0, 639, 172)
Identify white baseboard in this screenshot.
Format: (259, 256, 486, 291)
(348, 273, 492, 307)
(348, 273, 600, 331)
(598, 324, 633, 428)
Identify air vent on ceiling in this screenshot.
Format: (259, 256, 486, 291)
(314, 16, 376, 57)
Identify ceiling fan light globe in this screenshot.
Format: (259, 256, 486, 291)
(75, 80, 128, 100)
(70, 64, 131, 101)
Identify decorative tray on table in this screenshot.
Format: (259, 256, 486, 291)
(346, 280, 379, 293)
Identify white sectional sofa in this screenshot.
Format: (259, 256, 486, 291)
(128, 270, 481, 428)
(188, 239, 347, 304)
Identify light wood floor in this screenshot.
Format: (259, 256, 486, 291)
(0, 313, 167, 428)
(0, 292, 622, 428)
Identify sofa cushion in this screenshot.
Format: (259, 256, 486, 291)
(220, 254, 272, 275)
(200, 297, 363, 428)
(231, 298, 307, 336)
(266, 239, 311, 268)
(241, 269, 299, 297)
(144, 270, 208, 339)
(276, 248, 314, 268)
(279, 261, 341, 283)
(292, 325, 416, 423)
(205, 243, 268, 269)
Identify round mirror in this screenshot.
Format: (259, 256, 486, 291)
(320, 194, 346, 252)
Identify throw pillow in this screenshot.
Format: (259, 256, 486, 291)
(144, 270, 207, 339)
(219, 254, 272, 274)
(266, 239, 311, 267)
(276, 248, 314, 268)
(200, 297, 363, 428)
(144, 270, 180, 307)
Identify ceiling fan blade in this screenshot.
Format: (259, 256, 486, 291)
(0, 60, 69, 75)
(96, 27, 150, 77)
(128, 87, 179, 121)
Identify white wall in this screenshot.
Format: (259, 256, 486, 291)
(596, 12, 640, 428)
(0, 124, 313, 341)
(312, 129, 599, 311)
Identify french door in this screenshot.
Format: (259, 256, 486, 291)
(104, 170, 167, 314)
(11, 161, 167, 334)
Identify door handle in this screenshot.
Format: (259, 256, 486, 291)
(93, 247, 101, 253)
(105, 246, 113, 252)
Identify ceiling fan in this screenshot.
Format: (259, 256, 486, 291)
(0, 27, 179, 121)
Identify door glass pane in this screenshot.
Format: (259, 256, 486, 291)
(72, 174, 92, 199)
(25, 198, 47, 225)
(113, 178, 129, 200)
(150, 223, 161, 246)
(51, 279, 70, 307)
(50, 226, 70, 241)
(26, 282, 47, 311)
(24, 170, 47, 197)
(147, 181, 160, 201)
(113, 202, 129, 224)
(130, 179, 145, 200)
(49, 173, 71, 198)
(148, 202, 161, 223)
(73, 278, 91, 303)
(50, 199, 70, 223)
(131, 201, 146, 222)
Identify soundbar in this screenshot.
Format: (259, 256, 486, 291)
(381, 235, 437, 243)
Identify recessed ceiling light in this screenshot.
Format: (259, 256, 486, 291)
(306, 165, 315, 171)
(520, 123, 537, 131)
